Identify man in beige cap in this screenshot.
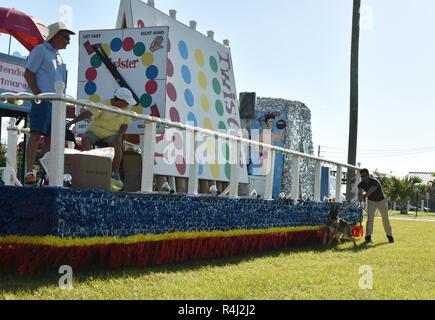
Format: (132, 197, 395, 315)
(24, 22, 75, 185)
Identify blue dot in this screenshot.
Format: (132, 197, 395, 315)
(181, 65, 191, 84)
(198, 164, 204, 176)
(146, 65, 159, 80)
(85, 82, 97, 95)
(187, 112, 197, 126)
(178, 40, 189, 60)
(184, 89, 194, 107)
(110, 38, 122, 52)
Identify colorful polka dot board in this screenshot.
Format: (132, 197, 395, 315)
(77, 26, 168, 134)
(115, 0, 248, 183)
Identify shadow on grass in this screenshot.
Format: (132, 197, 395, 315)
(332, 241, 390, 252)
(0, 239, 386, 295)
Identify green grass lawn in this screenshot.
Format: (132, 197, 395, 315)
(1, 219, 434, 300)
(389, 210, 435, 218)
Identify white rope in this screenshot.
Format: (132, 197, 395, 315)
(1, 91, 361, 171)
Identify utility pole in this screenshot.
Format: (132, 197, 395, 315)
(346, 0, 361, 201)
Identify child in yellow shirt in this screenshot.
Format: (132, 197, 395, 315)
(68, 87, 137, 188)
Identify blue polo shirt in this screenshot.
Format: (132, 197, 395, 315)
(25, 42, 67, 94)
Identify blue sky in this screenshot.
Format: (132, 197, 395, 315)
(1, 0, 434, 176)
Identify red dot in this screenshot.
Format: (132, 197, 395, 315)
(85, 68, 97, 81)
(137, 20, 145, 28)
(172, 132, 183, 150)
(123, 37, 135, 51)
(167, 59, 174, 78)
(166, 83, 177, 102)
(145, 80, 158, 94)
(176, 156, 186, 175)
(169, 107, 180, 122)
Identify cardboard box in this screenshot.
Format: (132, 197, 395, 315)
(124, 174, 141, 192)
(122, 152, 142, 192)
(64, 154, 112, 191)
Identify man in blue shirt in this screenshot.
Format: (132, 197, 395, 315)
(358, 168, 394, 244)
(24, 22, 75, 185)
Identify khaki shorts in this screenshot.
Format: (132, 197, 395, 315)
(84, 130, 119, 146)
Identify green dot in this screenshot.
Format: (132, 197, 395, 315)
(134, 42, 146, 56)
(90, 54, 102, 68)
(213, 79, 221, 95)
(218, 121, 226, 131)
(210, 56, 218, 73)
(140, 94, 152, 108)
(215, 100, 224, 116)
(225, 163, 232, 180)
(222, 143, 230, 161)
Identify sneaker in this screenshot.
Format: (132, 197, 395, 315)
(387, 235, 395, 243)
(365, 236, 372, 243)
(25, 172, 37, 186)
(111, 172, 124, 192)
(112, 172, 121, 181)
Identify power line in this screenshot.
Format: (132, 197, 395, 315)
(319, 145, 435, 158)
(321, 145, 435, 152)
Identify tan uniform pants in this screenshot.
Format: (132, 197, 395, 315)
(366, 199, 393, 237)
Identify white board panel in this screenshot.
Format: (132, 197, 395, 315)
(118, 0, 249, 183)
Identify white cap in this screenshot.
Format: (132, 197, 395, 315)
(46, 22, 75, 42)
(114, 87, 137, 106)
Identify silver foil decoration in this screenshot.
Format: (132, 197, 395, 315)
(257, 98, 315, 200)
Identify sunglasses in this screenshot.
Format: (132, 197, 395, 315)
(58, 33, 71, 41)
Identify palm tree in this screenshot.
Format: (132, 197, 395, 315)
(388, 176, 422, 214)
(346, 0, 362, 201)
(372, 170, 392, 192)
(429, 173, 435, 189)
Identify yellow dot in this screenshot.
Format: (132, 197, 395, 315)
(195, 49, 205, 67)
(141, 52, 154, 66)
(89, 95, 101, 103)
(207, 139, 216, 162)
(204, 117, 213, 130)
(201, 95, 210, 112)
(132, 105, 144, 114)
(198, 72, 207, 90)
(210, 164, 220, 179)
(102, 43, 111, 56)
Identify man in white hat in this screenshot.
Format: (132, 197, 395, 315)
(24, 22, 75, 185)
(67, 87, 137, 191)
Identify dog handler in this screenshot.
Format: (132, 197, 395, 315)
(358, 169, 394, 243)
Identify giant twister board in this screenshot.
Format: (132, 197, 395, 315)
(77, 26, 168, 133)
(113, 0, 249, 183)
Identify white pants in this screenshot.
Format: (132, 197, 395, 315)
(366, 199, 393, 237)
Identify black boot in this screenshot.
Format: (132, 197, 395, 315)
(365, 236, 372, 243)
(387, 235, 395, 243)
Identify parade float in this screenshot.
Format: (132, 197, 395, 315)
(0, 0, 363, 274)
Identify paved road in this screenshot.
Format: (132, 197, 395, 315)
(376, 216, 435, 223)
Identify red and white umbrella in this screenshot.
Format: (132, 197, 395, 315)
(0, 7, 48, 51)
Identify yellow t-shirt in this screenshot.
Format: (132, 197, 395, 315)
(88, 99, 132, 139)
